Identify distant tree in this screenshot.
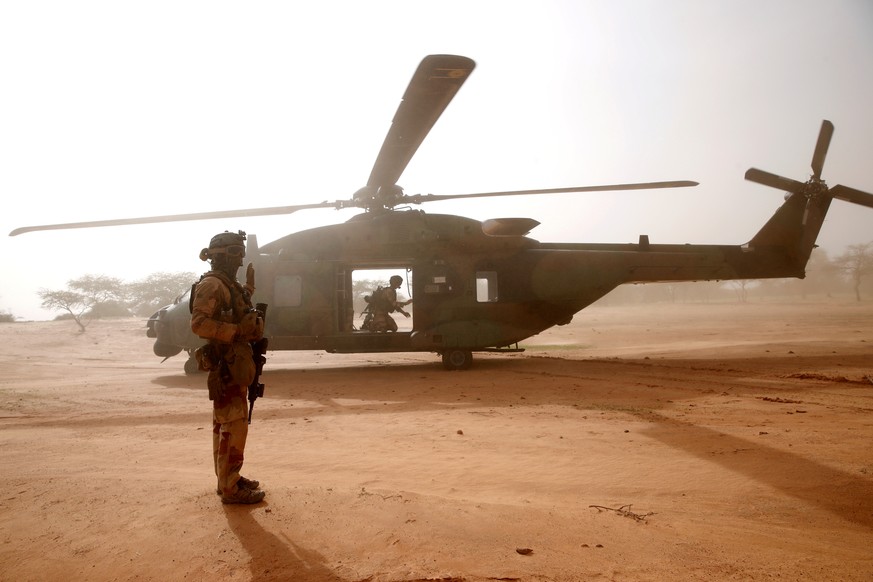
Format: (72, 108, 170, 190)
(727, 279, 757, 303)
(38, 274, 127, 332)
(0, 310, 16, 323)
(754, 248, 842, 299)
(678, 281, 729, 303)
(38, 289, 92, 332)
(834, 242, 873, 301)
(125, 271, 197, 316)
(796, 248, 843, 298)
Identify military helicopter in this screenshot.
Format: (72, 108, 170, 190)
(11, 55, 873, 371)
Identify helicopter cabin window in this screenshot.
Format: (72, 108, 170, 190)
(476, 271, 498, 302)
(274, 275, 303, 307)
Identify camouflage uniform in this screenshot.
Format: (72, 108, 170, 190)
(369, 277, 410, 332)
(370, 286, 400, 332)
(191, 269, 262, 502)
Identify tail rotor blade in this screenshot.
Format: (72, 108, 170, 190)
(745, 168, 806, 193)
(831, 184, 873, 209)
(811, 120, 834, 180)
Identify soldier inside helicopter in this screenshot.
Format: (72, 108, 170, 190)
(361, 275, 412, 333)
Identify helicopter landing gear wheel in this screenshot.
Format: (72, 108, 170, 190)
(441, 349, 473, 371)
(183, 356, 200, 375)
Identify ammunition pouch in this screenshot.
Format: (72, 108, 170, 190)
(238, 310, 265, 341)
(226, 341, 256, 387)
(200, 341, 255, 401)
(195, 344, 219, 372)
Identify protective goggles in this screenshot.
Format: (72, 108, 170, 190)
(213, 244, 246, 257)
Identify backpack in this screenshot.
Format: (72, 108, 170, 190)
(366, 286, 393, 313)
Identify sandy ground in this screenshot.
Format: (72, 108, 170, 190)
(1, 300, 872, 581)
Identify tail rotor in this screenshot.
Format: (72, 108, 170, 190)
(745, 119, 873, 208)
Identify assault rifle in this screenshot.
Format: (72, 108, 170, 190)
(247, 303, 268, 424)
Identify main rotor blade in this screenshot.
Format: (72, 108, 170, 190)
(831, 184, 873, 209)
(9, 201, 339, 236)
(811, 119, 834, 180)
(744, 168, 806, 193)
(405, 180, 698, 204)
(367, 55, 475, 190)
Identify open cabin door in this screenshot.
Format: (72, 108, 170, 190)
(350, 267, 414, 333)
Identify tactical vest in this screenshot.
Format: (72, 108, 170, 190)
(190, 270, 252, 323)
(190, 271, 257, 391)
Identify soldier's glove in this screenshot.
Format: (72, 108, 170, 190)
(244, 262, 256, 295)
(237, 310, 265, 341)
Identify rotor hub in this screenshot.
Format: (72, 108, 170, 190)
(353, 184, 406, 212)
(804, 178, 829, 198)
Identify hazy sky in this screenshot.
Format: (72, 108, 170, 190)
(3, 0, 872, 320)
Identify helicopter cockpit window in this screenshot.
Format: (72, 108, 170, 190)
(274, 275, 303, 307)
(475, 271, 498, 302)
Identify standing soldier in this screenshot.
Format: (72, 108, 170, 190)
(190, 231, 266, 504)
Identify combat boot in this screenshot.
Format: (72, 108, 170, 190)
(238, 476, 260, 490)
(216, 475, 260, 495)
(221, 487, 265, 505)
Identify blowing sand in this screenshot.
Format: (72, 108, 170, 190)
(1, 300, 871, 581)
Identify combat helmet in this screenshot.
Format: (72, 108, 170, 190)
(200, 230, 247, 261)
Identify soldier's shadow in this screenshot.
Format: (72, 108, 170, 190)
(223, 504, 343, 582)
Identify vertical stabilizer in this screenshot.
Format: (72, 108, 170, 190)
(745, 120, 872, 276)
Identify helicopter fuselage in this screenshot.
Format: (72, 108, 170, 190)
(149, 186, 827, 371)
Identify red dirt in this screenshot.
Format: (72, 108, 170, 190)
(1, 300, 872, 581)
